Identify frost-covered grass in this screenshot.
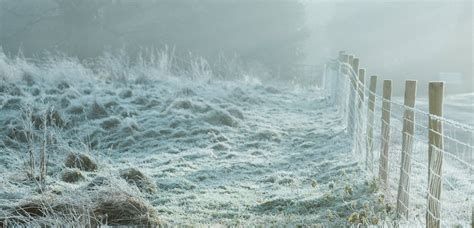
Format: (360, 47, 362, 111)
(0, 50, 398, 226)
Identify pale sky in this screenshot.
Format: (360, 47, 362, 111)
(303, 0, 473, 95)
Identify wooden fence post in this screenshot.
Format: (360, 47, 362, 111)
(366, 75, 377, 172)
(352, 57, 360, 112)
(348, 55, 354, 80)
(396, 80, 418, 219)
(379, 80, 392, 192)
(351, 58, 359, 113)
(357, 68, 365, 109)
(427, 82, 444, 228)
(352, 58, 360, 76)
(341, 54, 349, 75)
(338, 51, 346, 61)
(346, 55, 357, 137)
(338, 54, 352, 130)
(353, 58, 360, 106)
(356, 68, 366, 164)
(342, 54, 349, 72)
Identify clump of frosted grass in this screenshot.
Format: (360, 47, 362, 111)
(0, 47, 272, 86)
(0, 50, 38, 81)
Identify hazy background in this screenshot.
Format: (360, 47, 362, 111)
(303, 0, 473, 95)
(0, 0, 472, 95)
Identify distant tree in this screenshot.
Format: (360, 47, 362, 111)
(0, 0, 308, 75)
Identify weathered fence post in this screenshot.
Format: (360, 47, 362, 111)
(338, 51, 346, 63)
(355, 68, 366, 163)
(346, 55, 357, 137)
(352, 58, 360, 110)
(427, 82, 444, 228)
(349, 57, 359, 136)
(342, 54, 349, 74)
(341, 54, 350, 126)
(357, 68, 365, 109)
(396, 80, 418, 219)
(379, 80, 392, 192)
(353, 57, 360, 106)
(348, 55, 354, 83)
(366, 75, 377, 172)
(352, 58, 360, 76)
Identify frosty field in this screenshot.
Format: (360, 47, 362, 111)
(0, 53, 472, 226)
(0, 0, 472, 226)
(0, 53, 396, 226)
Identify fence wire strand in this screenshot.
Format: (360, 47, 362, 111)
(324, 58, 473, 227)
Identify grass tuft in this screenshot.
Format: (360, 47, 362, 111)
(64, 153, 98, 172)
(120, 167, 157, 193)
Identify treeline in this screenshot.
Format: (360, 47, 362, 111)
(0, 0, 308, 76)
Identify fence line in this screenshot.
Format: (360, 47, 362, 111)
(323, 52, 473, 227)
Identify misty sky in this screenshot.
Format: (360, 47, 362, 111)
(0, 0, 472, 95)
(303, 0, 473, 95)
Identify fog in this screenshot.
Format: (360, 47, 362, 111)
(0, 1, 472, 226)
(303, 0, 473, 95)
(0, 0, 472, 95)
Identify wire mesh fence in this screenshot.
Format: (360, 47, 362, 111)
(324, 55, 473, 227)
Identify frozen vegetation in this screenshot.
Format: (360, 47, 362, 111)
(0, 51, 471, 226)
